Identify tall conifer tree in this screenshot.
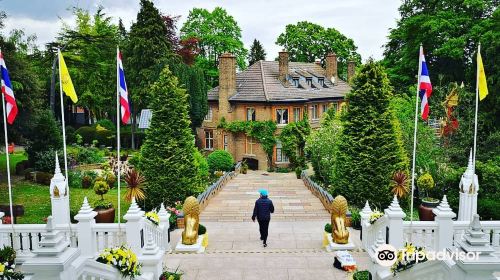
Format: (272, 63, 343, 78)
(248, 39, 266, 65)
(332, 61, 408, 208)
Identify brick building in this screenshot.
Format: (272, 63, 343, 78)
(196, 51, 354, 170)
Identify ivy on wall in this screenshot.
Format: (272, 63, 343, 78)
(218, 118, 277, 167)
(278, 118, 311, 169)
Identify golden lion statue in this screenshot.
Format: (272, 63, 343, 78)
(331, 195, 349, 244)
(181, 196, 200, 245)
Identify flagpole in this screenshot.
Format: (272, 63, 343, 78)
(410, 44, 423, 230)
(116, 47, 121, 228)
(57, 49, 70, 197)
(472, 43, 480, 172)
(1, 87, 14, 227)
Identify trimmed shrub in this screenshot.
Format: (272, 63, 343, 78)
(26, 110, 63, 166)
(207, 150, 234, 173)
(324, 223, 332, 233)
(15, 160, 30, 175)
(36, 171, 52, 185)
(33, 149, 63, 173)
(93, 179, 110, 200)
(94, 119, 116, 132)
(75, 126, 96, 144)
(198, 224, 207, 235)
(66, 125, 76, 144)
(194, 149, 209, 181)
(68, 170, 82, 189)
(94, 127, 115, 147)
(353, 270, 371, 280)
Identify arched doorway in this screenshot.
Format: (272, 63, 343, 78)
(243, 157, 258, 170)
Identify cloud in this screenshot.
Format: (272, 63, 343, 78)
(2, 0, 400, 60)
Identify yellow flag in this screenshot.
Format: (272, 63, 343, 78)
(59, 51, 78, 103)
(477, 50, 488, 101)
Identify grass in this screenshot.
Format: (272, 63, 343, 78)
(0, 180, 131, 224)
(0, 152, 27, 176)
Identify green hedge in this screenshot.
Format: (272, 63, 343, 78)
(207, 150, 234, 173)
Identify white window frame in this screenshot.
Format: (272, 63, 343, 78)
(205, 130, 214, 150)
(246, 136, 256, 155)
(276, 108, 289, 125)
(246, 107, 256, 121)
(223, 135, 228, 151)
(276, 141, 289, 163)
(312, 104, 319, 120)
(293, 107, 301, 122)
(204, 106, 213, 121)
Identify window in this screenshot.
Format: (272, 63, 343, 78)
(332, 102, 339, 113)
(223, 135, 228, 151)
(318, 78, 325, 87)
(306, 77, 312, 86)
(293, 107, 301, 122)
(246, 136, 256, 155)
(322, 104, 329, 114)
(204, 106, 213, 121)
(276, 108, 289, 125)
(312, 104, 319, 120)
(205, 130, 214, 150)
(276, 141, 289, 163)
(246, 107, 256, 121)
(292, 78, 299, 87)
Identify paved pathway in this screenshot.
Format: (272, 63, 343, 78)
(165, 171, 370, 280)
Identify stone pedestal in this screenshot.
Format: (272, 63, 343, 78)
(139, 232, 165, 280)
(458, 150, 479, 222)
(22, 216, 80, 280)
(326, 233, 356, 252)
(175, 235, 205, 253)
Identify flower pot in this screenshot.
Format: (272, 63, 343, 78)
(418, 199, 439, 221)
(176, 214, 185, 229)
(95, 207, 115, 223)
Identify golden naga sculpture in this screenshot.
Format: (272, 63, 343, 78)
(331, 195, 349, 244)
(181, 196, 200, 245)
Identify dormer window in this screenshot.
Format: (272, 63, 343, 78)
(306, 77, 312, 86)
(292, 77, 299, 87)
(318, 77, 325, 87)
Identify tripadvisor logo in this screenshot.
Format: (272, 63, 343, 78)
(376, 244, 397, 267)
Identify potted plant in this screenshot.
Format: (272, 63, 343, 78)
(241, 161, 248, 174)
(93, 179, 115, 223)
(160, 268, 183, 280)
(295, 166, 302, 179)
(417, 173, 439, 221)
(96, 246, 141, 278)
(353, 270, 372, 280)
(0, 246, 24, 280)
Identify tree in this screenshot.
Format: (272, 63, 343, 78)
(276, 21, 361, 79)
(248, 39, 266, 65)
(124, 0, 172, 148)
(139, 67, 203, 209)
(25, 110, 63, 167)
(180, 7, 247, 87)
(56, 8, 119, 122)
(332, 61, 408, 208)
(278, 118, 310, 168)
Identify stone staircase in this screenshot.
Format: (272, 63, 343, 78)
(200, 171, 330, 222)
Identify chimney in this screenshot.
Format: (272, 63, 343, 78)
(278, 51, 289, 85)
(218, 53, 236, 118)
(325, 53, 338, 83)
(347, 60, 356, 82)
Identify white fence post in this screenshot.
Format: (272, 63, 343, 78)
(158, 203, 171, 252)
(360, 201, 372, 250)
(74, 197, 98, 258)
(139, 232, 165, 280)
(124, 198, 144, 254)
(0, 211, 6, 248)
(385, 195, 406, 250)
(433, 195, 456, 251)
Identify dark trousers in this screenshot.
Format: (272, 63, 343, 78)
(258, 219, 270, 243)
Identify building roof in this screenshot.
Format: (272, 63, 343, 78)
(207, 61, 351, 103)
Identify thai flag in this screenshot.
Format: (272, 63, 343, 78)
(0, 51, 18, 124)
(117, 49, 130, 124)
(418, 47, 432, 120)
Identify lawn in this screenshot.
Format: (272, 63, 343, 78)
(0, 152, 27, 177)
(0, 180, 132, 224)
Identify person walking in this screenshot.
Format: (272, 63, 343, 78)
(252, 189, 274, 247)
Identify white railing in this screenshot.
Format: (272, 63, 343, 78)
(142, 219, 166, 251)
(402, 221, 438, 250)
(92, 223, 126, 252)
(362, 215, 388, 253)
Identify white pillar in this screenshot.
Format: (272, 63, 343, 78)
(158, 203, 171, 252)
(384, 195, 406, 250)
(433, 195, 456, 251)
(124, 198, 144, 254)
(458, 150, 479, 221)
(0, 211, 6, 248)
(50, 153, 70, 225)
(74, 197, 98, 258)
(139, 232, 164, 280)
(360, 201, 372, 250)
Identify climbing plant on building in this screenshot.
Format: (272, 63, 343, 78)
(278, 117, 311, 169)
(218, 118, 277, 168)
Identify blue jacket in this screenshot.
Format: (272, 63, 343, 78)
(252, 196, 274, 221)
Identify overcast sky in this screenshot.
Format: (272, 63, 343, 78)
(1, 0, 401, 60)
